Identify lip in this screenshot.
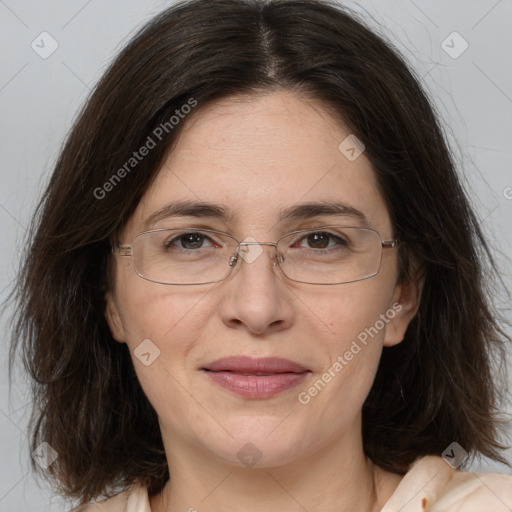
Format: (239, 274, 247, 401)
(202, 356, 311, 399)
(203, 356, 310, 374)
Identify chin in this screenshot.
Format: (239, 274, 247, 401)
(190, 414, 313, 468)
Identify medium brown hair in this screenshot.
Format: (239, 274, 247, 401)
(9, 0, 511, 504)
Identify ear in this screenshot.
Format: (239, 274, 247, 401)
(383, 263, 425, 347)
(105, 291, 127, 343)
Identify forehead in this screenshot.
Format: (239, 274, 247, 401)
(126, 90, 391, 237)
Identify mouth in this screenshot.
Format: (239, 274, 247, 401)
(201, 356, 311, 398)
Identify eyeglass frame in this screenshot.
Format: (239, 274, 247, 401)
(112, 225, 400, 286)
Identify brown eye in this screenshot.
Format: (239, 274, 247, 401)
(306, 232, 330, 249)
(293, 231, 348, 250)
(177, 232, 206, 250)
(163, 232, 214, 251)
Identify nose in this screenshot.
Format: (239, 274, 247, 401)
(219, 242, 294, 336)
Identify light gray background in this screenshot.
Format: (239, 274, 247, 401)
(1, 0, 511, 510)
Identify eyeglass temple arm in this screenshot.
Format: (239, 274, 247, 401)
(382, 240, 399, 249)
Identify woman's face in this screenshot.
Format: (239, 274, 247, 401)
(106, 90, 420, 469)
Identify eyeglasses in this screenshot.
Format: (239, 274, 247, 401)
(112, 226, 399, 285)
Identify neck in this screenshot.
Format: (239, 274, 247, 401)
(151, 419, 401, 512)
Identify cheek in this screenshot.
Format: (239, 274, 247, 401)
(114, 275, 220, 414)
(116, 263, 215, 342)
(115, 278, 217, 416)
(296, 274, 397, 414)
(306, 268, 397, 345)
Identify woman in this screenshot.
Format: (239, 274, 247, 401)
(10, 0, 512, 510)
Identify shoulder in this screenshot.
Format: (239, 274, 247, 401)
(381, 455, 512, 511)
(68, 482, 150, 512)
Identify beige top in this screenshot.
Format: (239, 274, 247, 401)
(71, 455, 512, 511)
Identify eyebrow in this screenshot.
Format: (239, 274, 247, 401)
(142, 199, 369, 230)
